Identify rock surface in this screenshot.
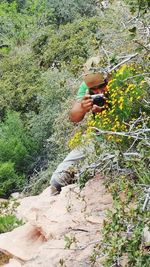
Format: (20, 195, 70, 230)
(0, 175, 112, 267)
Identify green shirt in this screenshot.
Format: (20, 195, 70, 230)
(76, 82, 89, 100)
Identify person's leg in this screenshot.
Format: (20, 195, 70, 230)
(50, 146, 85, 193)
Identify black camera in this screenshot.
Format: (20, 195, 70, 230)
(91, 93, 106, 107)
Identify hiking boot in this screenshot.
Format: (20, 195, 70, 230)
(50, 185, 59, 196)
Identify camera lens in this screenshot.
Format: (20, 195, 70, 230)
(93, 96, 105, 107)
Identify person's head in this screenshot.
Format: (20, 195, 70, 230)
(83, 57, 110, 94)
(84, 72, 108, 94)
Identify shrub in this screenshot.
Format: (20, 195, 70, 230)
(0, 214, 23, 233)
(0, 54, 42, 116)
(96, 175, 150, 267)
(0, 0, 54, 47)
(35, 17, 102, 73)
(0, 111, 39, 172)
(0, 111, 40, 197)
(0, 161, 24, 198)
(46, 0, 98, 25)
(27, 69, 74, 146)
(125, 0, 150, 14)
(85, 64, 149, 147)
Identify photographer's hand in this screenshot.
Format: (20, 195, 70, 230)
(92, 104, 105, 113)
(69, 92, 93, 123)
(81, 94, 93, 113)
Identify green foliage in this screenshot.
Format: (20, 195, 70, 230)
(0, 111, 39, 197)
(0, 0, 54, 47)
(132, 156, 149, 186)
(70, 64, 149, 151)
(125, 0, 150, 14)
(0, 161, 24, 197)
(0, 54, 41, 115)
(46, 0, 98, 25)
(0, 214, 23, 233)
(78, 170, 92, 189)
(80, 62, 150, 266)
(64, 234, 77, 249)
(0, 198, 23, 263)
(90, 175, 150, 266)
(23, 0, 55, 26)
(27, 69, 73, 146)
(0, 4, 149, 265)
(102, 177, 150, 266)
(95, 64, 148, 131)
(0, 111, 38, 170)
(0, 1, 31, 46)
(34, 17, 102, 73)
(0, 0, 99, 49)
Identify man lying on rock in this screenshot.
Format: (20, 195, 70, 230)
(50, 69, 110, 195)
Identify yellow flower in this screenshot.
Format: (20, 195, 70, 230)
(119, 103, 123, 110)
(112, 99, 116, 105)
(68, 131, 82, 149)
(118, 64, 127, 74)
(127, 84, 136, 91)
(107, 135, 113, 140)
(140, 80, 146, 85)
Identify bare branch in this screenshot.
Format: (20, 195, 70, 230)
(91, 127, 150, 142)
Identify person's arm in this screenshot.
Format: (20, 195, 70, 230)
(69, 94, 93, 123)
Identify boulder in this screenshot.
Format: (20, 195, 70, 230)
(0, 175, 112, 267)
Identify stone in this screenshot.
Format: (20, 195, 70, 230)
(0, 176, 112, 267)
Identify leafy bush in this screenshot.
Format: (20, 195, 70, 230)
(0, 111, 40, 197)
(46, 0, 98, 25)
(69, 64, 149, 147)
(85, 64, 149, 147)
(0, 161, 24, 197)
(27, 69, 74, 157)
(0, 214, 23, 233)
(34, 17, 102, 73)
(0, 111, 38, 171)
(0, 0, 54, 47)
(0, 0, 99, 49)
(0, 54, 41, 116)
(0, 0, 33, 46)
(97, 176, 150, 267)
(27, 69, 62, 131)
(76, 64, 150, 266)
(125, 0, 150, 14)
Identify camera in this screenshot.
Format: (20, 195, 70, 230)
(91, 93, 106, 107)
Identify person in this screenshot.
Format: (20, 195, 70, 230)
(70, 72, 109, 122)
(50, 71, 109, 195)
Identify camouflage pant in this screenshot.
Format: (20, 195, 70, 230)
(50, 145, 94, 192)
